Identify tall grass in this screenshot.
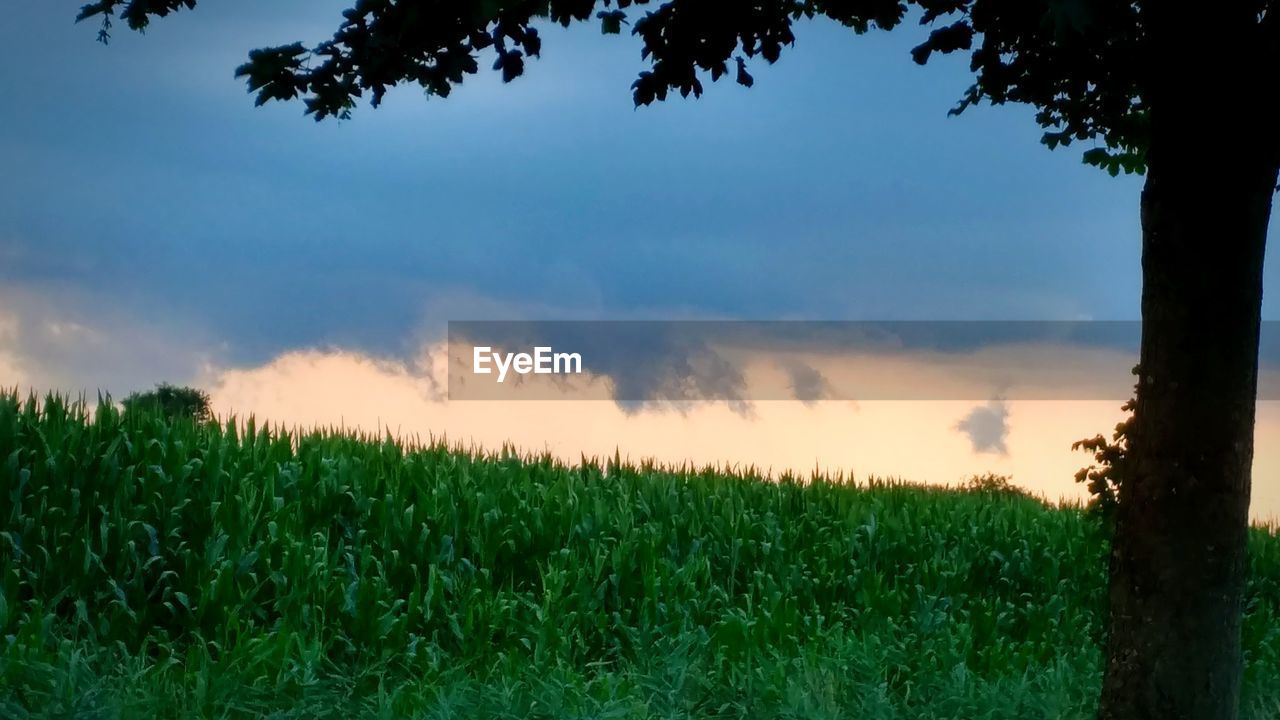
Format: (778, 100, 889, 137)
(1, 392, 1278, 718)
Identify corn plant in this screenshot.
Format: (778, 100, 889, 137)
(1, 391, 1277, 719)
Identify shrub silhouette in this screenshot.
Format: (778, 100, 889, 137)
(121, 383, 212, 423)
(1072, 367, 1139, 520)
(962, 472, 1040, 503)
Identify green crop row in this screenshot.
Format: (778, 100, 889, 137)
(1, 392, 1277, 719)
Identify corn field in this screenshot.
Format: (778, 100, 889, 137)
(1, 392, 1278, 719)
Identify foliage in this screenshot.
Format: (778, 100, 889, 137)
(2, 391, 1279, 718)
(1071, 404, 1132, 520)
(963, 472, 1037, 501)
(1071, 367, 1139, 519)
(72, 0, 1214, 174)
(120, 383, 213, 424)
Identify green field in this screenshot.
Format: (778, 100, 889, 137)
(2, 393, 1278, 719)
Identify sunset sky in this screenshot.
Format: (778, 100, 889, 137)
(2, 2, 1277, 519)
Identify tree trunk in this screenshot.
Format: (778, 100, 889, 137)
(1094, 96, 1278, 720)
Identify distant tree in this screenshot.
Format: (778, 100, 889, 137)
(77, 2, 1280, 718)
(963, 472, 1031, 499)
(121, 383, 213, 423)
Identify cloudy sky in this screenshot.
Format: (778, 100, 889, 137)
(2, 2, 1277, 517)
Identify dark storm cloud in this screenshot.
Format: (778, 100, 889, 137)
(451, 321, 754, 412)
(0, 2, 1171, 370)
(0, 285, 223, 396)
(781, 360, 834, 405)
(6, 2, 1280, 393)
(955, 399, 1010, 455)
(448, 321, 1280, 405)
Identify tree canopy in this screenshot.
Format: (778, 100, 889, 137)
(121, 383, 213, 423)
(77, 0, 1193, 176)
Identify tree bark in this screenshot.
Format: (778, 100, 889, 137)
(1095, 18, 1278, 712)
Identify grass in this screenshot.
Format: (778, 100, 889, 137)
(1, 392, 1278, 718)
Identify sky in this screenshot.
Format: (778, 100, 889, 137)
(2, 2, 1277, 518)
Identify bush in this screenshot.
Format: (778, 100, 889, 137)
(121, 382, 213, 423)
(963, 472, 1036, 500)
(1071, 367, 1139, 520)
